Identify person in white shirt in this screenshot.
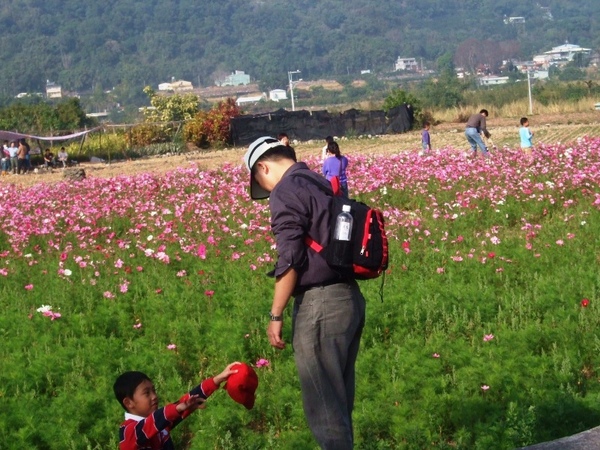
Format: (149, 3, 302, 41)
(57, 147, 69, 167)
(321, 135, 334, 160)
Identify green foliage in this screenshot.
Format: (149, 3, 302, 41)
(0, 0, 598, 103)
(0, 98, 94, 134)
(142, 86, 200, 123)
(125, 124, 171, 147)
(382, 89, 420, 115)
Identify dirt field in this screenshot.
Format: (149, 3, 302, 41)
(2, 111, 598, 189)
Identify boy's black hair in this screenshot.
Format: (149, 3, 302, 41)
(479, 109, 489, 116)
(423, 121, 431, 127)
(520, 117, 528, 126)
(277, 132, 289, 140)
(325, 135, 334, 144)
(113, 371, 152, 411)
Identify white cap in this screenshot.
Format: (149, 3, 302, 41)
(243, 136, 285, 200)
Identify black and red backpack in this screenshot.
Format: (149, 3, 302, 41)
(293, 173, 389, 280)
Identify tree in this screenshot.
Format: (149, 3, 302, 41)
(141, 86, 200, 123)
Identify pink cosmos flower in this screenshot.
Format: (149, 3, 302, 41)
(436, 267, 445, 274)
(256, 358, 270, 368)
(155, 288, 163, 294)
(120, 282, 129, 294)
(133, 322, 142, 329)
(103, 291, 115, 299)
(167, 344, 177, 350)
(483, 334, 494, 342)
(432, 353, 440, 358)
(115, 259, 124, 268)
(481, 385, 490, 391)
(176, 270, 187, 277)
(204, 290, 215, 297)
(556, 240, 564, 246)
(197, 244, 207, 259)
(249, 264, 257, 271)
(136, 266, 144, 272)
(24, 284, 34, 290)
(581, 298, 590, 307)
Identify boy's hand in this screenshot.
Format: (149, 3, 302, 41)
(213, 362, 241, 385)
(176, 394, 206, 414)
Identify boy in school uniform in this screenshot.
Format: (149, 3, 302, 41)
(113, 362, 247, 450)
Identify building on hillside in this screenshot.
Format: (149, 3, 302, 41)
(46, 80, 62, 99)
(158, 79, 193, 92)
(216, 70, 251, 87)
(503, 16, 525, 24)
(269, 89, 287, 102)
(533, 43, 591, 69)
(478, 76, 509, 86)
(235, 93, 266, 106)
(394, 57, 418, 72)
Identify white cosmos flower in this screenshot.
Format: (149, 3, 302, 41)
(63, 269, 72, 276)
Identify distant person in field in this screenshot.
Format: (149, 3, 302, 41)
(277, 132, 297, 160)
(7, 141, 18, 174)
(20, 138, 32, 170)
(113, 362, 241, 450)
(43, 148, 55, 169)
(322, 141, 349, 197)
(244, 136, 366, 449)
(421, 121, 432, 154)
(17, 139, 29, 174)
(1, 141, 10, 174)
(519, 117, 534, 154)
(58, 147, 69, 167)
(465, 109, 491, 157)
(321, 135, 334, 161)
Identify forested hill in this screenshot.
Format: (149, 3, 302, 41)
(1, 0, 598, 98)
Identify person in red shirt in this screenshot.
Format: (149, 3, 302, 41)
(113, 362, 239, 450)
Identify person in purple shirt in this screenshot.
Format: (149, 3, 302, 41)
(322, 141, 349, 197)
(421, 121, 432, 154)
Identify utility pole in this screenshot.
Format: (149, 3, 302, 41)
(527, 70, 533, 115)
(288, 70, 301, 111)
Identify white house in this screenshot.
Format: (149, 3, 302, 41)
(504, 16, 525, 24)
(533, 43, 591, 68)
(269, 89, 287, 102)
(478, 76, 509, 86)
(158, 79, 193, 92)
(395, 57, 418, 72)
(46, 81, 62, 99)
(236, 93, 266, 106)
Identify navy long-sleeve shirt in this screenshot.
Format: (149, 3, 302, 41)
(268, 162, 344, 292)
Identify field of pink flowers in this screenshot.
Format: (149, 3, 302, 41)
(2, 137, 600, 449)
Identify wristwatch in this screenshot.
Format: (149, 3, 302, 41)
(269, 312, 283, 321)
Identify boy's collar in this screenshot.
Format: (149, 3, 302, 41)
(124, 412, 145, 422)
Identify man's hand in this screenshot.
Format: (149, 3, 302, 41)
(176, 394, 206, 414)
(267, 320, 285, 349)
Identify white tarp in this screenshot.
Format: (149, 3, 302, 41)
(0, 126, 102, 142)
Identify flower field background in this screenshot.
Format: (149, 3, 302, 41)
(2, 134, 600, 449)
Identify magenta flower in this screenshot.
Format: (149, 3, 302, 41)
(24, 284, 34, 290)
(483, 334, 494, 342)
(256, 358, 270, 368)
(204, 290, 215, 297)
(197, 244, 207, 259)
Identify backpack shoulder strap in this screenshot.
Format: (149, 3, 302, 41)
(290, 171, 335, 197)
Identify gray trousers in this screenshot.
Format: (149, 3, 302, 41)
(293, 282, 366, 450)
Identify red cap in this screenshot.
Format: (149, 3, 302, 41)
(225, 363, 258, 410)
